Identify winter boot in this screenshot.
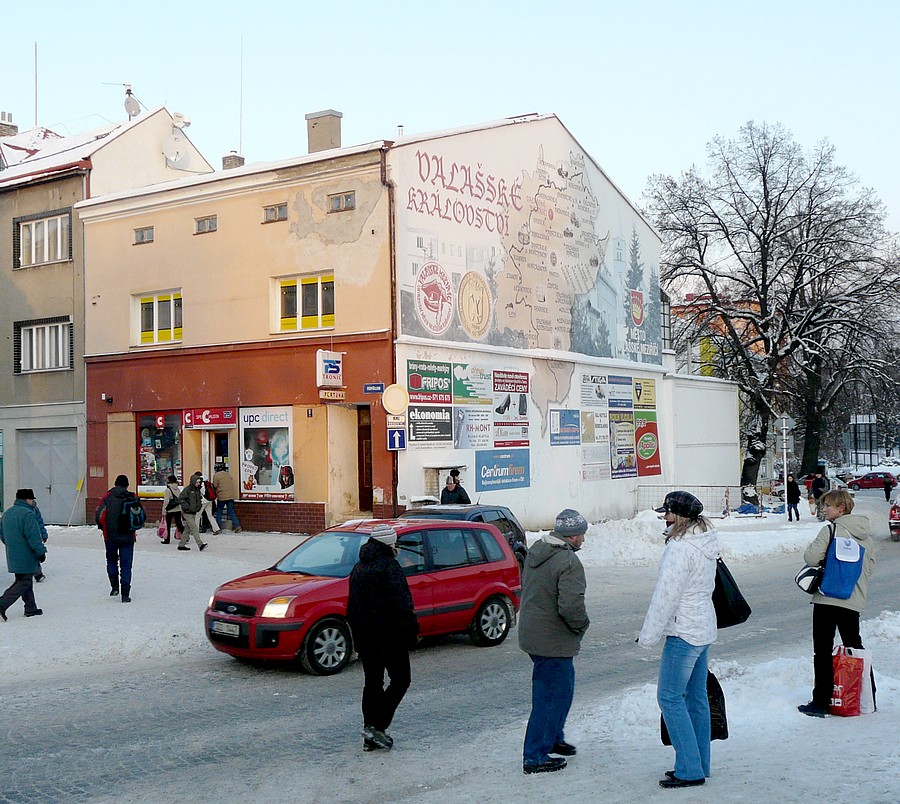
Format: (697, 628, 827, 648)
(121, 584, 131, 604)
(109, 575, 120, 597)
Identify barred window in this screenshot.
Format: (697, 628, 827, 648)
(14, 317, 73, 373)
(13, 210, 72, 268)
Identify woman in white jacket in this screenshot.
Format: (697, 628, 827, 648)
(639, 491, 719, 790)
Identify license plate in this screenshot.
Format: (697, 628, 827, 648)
(211, 620, 240, 637)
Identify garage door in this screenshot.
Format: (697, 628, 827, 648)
(19, 429, 80, 525)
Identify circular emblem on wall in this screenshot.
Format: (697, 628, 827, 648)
(414, 261, 453, 335)
(637, 432, 658, 460)
(457, 271, 492, 340)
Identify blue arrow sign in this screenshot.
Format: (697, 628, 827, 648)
(387, 428, 406, 451)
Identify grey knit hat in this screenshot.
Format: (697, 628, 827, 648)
(553, 508, 588, 538)
(370, 524, 398, 545)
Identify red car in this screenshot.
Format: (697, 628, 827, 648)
(848, 472, 897, 491)
(205, 519, 521, 674)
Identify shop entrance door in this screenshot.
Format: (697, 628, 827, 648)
(357, 407, 372, 511)
(213, 432, 230, 472)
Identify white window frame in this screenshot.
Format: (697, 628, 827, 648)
(327, 191, 355, 213)
(137, 291, 182, 344)
(195, 215, 217, 234)
(276, 274, 334, 332)
(134, 226, 155, 245)
(15, 317, 72, 373)
(16, 211, 71, 268)
(263, 203, 288, 223)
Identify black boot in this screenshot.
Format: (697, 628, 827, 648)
(121, 583, 131, 603)
(109, 575, 119, 597)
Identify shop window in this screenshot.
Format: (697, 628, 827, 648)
(138, 292, 182, 344)
(14, 316, 73, 373)
(13, 209, 72, 269)
(195, 215, 217, 234)
(263, 203, 288, 223)
(138, 414, 182, 492)
(278, 275, 334, 331)
(327, 191, 355, 213)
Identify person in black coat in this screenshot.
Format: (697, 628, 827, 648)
(883, 475, 893, 502)
(95, 475, 142, 603)
(786, 474, 801, 522)
(347, 524, 419, 752)
(440, 475, 471, 504)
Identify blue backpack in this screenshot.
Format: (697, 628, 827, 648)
(118, 497, 147, 532)
(819, 528, 865, 600)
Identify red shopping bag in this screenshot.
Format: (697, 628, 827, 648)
(157, 520, 167, 540)
(830, 646, 864, 716)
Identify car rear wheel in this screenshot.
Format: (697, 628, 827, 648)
(851, 483, 861, 491)
(299, 618, 352, 675)
(469, 596, 511, 647)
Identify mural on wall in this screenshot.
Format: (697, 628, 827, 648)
(394, 118, 662, 368)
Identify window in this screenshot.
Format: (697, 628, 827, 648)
(428, 529, 485, 570)
(134, 226, 154, 245)
(138, 413, 182, 492)
(327, 191, 355, 213)
(139, 292, 182, 344)
(396, 531, 427, 575)
(660, 290, 672, 350)
(279, 274, 334, 331)
(264, 203, 288, 223)
(14, 317, 72, 373)
(476, 530, 505, 563)
(13, 209, 72, 268)
(195, 215, 217, 234)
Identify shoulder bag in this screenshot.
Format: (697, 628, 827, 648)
(795, 524, 834, 594)
(712, 556, 751, 628)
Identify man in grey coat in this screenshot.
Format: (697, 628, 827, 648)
(518, 508, 590, 774)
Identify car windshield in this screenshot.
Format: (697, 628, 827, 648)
(274, 531, 369, 578)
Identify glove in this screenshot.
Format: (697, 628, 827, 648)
(38, 554, 46, 563)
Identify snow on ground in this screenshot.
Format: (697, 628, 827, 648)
(2, 513, 898, 801)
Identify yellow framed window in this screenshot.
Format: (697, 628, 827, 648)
(139, 292, 183, 344)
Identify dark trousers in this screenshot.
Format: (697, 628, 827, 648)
(812, 603, 863, 707)
(105, 541, 134, 588)
(787, 503, 800, 521)
(360, 645, 411, 732)
(0, 573, 39, 614)
(885, 487, 892, 501)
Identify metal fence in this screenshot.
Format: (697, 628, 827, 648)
(635, 485, 746, 516)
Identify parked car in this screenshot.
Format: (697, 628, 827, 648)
(205, 519, 521, 675)
(398, 504, 528, 571)
(771, 475, 853, 499)
(847, 472, 897, 491)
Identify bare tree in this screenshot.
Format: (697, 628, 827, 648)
(646, 122, 899, 492)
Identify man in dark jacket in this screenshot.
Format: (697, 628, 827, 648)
(0, 489, 47, 620)
(518, 509, 590, 775)
(177, 472, 208, 552)
(95, 475, 142, 602)
(347, 523, 418, 752)
(440, 475, 471, 504)
(809, 470, 830, 521)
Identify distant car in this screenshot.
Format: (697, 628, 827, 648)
(848, 472, 898, 491)
(205, 519, 521, 675)
(398, 504, 528, 571)
(773, 475, 853, 499)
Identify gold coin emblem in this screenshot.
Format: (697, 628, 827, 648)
(457, 271, 492, 340)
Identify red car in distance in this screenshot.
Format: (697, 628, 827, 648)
(847, 472, 897, 491)
(205, 519, 521, 675)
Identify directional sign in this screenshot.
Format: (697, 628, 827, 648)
(775, 414, 796, 432)
(387, 428, 407, 451)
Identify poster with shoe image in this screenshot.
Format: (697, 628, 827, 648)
(492, 370, 530, 448)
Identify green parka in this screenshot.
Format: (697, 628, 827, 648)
(1, 499, 47, 574)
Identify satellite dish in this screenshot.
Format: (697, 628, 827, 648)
(172, 112, 191, 129)
(162, 132, 187, 164)
(124, 89, 141, 120)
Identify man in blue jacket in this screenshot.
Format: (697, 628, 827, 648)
(0, 488, 47, 620)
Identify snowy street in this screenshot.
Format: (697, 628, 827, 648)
(1, 492, 899, 803)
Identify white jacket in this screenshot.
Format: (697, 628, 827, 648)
(639, 523, 719, 648)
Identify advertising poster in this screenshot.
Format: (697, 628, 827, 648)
(407, 360, 452, 404)
(452, 363, 493, 405)
(454, 407, 492, 449)
(493, 370, 530, 447)
(635, 410, 662, 476)
(549, 409, 581, 446)
(239, 406, 294, 501)
(607, 375, 634, 409)
(581, 444, 611, 481)
(475, 449, 531, 492)
(579, 373, 608, 408)
(408, 405, 453, 444)
(609, 410, 638, 479)
(633, 378, 656, 410)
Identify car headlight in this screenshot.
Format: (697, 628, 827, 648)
(208, 594, 215, 609)
(261, 596, 296, 618)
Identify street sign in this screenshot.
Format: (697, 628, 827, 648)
(777, 435, 794, 453)
(775, 414, 796, 431)
(386, 414, 406, 428)
(387, 428, 406, 451)
(364, 382, 385, 394)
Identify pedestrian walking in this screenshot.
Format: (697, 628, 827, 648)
(786, 474, 801, 522)
(212, 464, 242, 533)
(797, 489, 875, 717)
(0, 489, 47, 620)
(198, 476, 221, 535)
(177, 472, 208, 552)
(32, 499, 50, 582)
(809, 469, 830, 521)
(161, 475, 184, 544)
(883, 475, 893, 502)
(346, 524, 419, 752)
(518, 509, 590, 775)
(95, 475, 144, 603)
(639, 491, 718, 789)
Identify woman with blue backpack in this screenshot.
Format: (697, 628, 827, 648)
(797, 489, 875, 717)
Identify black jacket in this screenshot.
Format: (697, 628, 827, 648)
(786, 479, 802, 505)
(810, 476, 829, 500)
(95, 486, 139, 544)
(347, 538, 418, 655)
(440, 485, 471, 504)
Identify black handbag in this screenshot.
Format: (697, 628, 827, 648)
(712, 557, 751, 628)
(661, 670, 728, 745)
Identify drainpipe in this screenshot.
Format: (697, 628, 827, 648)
(380, 142, 398, 516)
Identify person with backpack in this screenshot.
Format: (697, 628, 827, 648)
(95, 475, 145, 603)
(198, 476, 221, 535)
(161, 475, 184, 544)
(798, 488, 875, 717)
(177, 472, 209, 552)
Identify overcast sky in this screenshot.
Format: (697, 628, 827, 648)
(3, 1, 899, 231)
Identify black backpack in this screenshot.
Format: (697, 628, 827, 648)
(118, 496, 147, 532)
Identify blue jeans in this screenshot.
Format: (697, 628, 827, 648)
(658, 636, 711, 781)
(523, 655, 574, 766)
(105, 541, 134, 587)
(215, 499, 240, 529)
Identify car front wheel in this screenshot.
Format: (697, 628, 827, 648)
(469, 596, 511, 647)
(851, 483, 861, 491)
(299, 618, 352, 675)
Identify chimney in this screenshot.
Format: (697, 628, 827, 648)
(0, 111, 18, 138)
(222, 151, 245, 170)
(305, 109, 342, 154)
